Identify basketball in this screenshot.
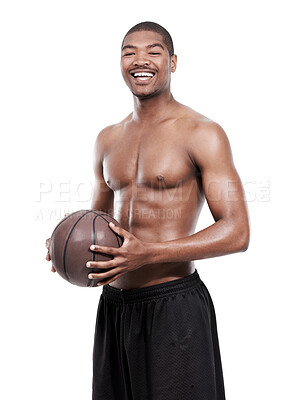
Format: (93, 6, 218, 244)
(49, 210, 123, 287)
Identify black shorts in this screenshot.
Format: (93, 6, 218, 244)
(92, 269, 226, 400)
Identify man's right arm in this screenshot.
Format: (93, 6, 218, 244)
(91, 129, 114, 213)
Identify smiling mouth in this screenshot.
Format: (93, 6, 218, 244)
(130, 71, 156, 82)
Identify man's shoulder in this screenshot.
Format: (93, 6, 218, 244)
(174, 104, 232, 167)
(174, 103, 226, 141)
(96, 113, 132, 144)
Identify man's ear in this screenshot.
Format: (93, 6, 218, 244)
(171, 54, 177, 73)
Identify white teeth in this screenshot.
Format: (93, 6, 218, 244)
(133, 72, 154, 77)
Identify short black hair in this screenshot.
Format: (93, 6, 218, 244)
(122, 21, 174, 57)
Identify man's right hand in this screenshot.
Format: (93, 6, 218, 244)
(46, 238, 56, 273)
(46, 213, 70, 273)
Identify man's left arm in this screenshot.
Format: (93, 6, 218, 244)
(147, 121, 250, 263)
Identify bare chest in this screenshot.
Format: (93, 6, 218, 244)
(103, 128, 195, 191)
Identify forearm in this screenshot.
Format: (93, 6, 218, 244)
(146, 219, 249, 264)
(91, 190, 114, 215)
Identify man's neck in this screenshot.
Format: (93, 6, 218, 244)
(132, 91, 176, 125)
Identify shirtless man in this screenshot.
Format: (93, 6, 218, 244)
(47, 21, 249, 400)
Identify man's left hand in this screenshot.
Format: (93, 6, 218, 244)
(86, 222, 150, 286)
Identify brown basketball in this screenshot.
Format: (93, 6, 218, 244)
(49, 210, 123, 287)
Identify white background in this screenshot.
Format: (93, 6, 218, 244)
(1, 0, 305, 399)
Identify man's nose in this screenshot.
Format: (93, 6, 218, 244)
(133, 54, 150, 66)
(133, 61, 149, 67)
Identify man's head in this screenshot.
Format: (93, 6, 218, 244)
(120, 21, 177, 99)
(121, 21, 174, 57)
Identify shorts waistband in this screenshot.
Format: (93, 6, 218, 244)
(101, 269, 202, 304)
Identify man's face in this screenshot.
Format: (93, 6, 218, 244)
(120, 31, 176, 99)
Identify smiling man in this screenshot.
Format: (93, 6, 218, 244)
(47, 21, 249, 400)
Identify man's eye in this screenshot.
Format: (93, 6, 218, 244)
(149, 52, 160, 55)
(123, 53, 134, 57)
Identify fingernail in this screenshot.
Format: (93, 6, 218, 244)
(90, 245, 95, 250)
(88, 274, 94, 279)
(109, 222, 114, 227)
(86, 262, 91, 268)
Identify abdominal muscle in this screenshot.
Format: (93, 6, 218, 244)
(108, 261, 195, 290)
(108, 196, 201, 289)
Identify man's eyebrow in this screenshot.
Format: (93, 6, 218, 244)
(147, 43, 165, 51)
(121, 43, 165, 52)
(121, 45, 137, 51)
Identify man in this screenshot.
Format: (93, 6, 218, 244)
(47, 21, 249, 400)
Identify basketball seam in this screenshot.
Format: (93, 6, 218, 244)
(89, 210, 123, 248)
(89, 211, 122, 287)
(63, 210, 93, 283)
(50, 210, 85, 243)
(97, 214, 121, 248)
(87, 215, 100, 288)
